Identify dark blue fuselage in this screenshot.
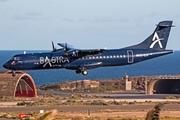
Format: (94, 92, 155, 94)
(3, 48, 173, 71)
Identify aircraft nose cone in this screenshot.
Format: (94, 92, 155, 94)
(3, 63, 8, 69)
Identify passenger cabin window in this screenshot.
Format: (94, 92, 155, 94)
(13, 57, 22, 61)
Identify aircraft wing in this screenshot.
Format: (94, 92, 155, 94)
(83, 62, 103, 69)
(58, 43, 105, 56)
(58, 43, 75, 51)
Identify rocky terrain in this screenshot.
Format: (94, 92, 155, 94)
(38, 75, 155, 92)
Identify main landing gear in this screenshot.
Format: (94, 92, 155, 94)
(75, 68, 88, 76)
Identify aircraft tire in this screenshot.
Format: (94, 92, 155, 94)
(75, 69, 81, 74)
(82, 69, 88, 76)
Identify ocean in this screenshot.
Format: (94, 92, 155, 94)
(0, 50, 180, 86)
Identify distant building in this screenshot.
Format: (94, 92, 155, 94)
(58, 80, 99, 90)
(123, 75, 132, 91)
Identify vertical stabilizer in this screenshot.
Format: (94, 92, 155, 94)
(125, 21, 173, 49)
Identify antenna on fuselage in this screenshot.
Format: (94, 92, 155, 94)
(24, 51, 26, 54)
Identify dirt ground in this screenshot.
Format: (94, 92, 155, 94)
(59, 111, 180, 118)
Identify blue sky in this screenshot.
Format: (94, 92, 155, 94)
(0, 0, 180, 50)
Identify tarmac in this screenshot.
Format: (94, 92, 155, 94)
(0, 91, 180, 120)
(1, 104, 180, 113)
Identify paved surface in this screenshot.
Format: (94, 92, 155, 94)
(39, 90, 180, 97)
(43, 90, 180, 102)
(0, 119, 11, 120)
(0, 104, 180, 113)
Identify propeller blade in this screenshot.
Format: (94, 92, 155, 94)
(63, 42, 67, 52)
(65, 42, 67, 51)
(52, 41, 56, 51)
(64, 42, 68, 56)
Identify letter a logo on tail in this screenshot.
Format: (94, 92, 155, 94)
(149, 32, 164, 48)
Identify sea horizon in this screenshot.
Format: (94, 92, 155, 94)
(0, 50, 180, 86)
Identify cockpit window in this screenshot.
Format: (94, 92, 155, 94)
(13, 57, 22, 61)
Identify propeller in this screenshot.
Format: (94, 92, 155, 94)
(52, 41, 56, 52)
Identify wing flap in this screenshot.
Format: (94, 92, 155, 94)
(83, 62, 103, 69)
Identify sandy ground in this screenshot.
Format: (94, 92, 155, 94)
(59, 111, 180, 118)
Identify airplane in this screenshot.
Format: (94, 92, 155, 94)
(3, 21, 174, 76)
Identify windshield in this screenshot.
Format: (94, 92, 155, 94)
(12, 56, 22, 61)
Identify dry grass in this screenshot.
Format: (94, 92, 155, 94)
(145, 103, 164, 120)
(36, 109, 57, 120)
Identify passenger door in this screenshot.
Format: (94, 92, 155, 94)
(127, 50, 134, 63)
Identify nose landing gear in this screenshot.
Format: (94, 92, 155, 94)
(12, 70, 16, 77)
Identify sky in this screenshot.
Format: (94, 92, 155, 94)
(0, 0, 180, 50)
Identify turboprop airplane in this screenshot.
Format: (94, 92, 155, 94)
(3, 21, 174, 76)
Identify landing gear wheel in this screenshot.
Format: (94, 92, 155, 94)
(75, 69, 81, 74)
(82, 69, 88, 76)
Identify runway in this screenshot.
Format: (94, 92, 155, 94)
(0, 91, 180, 113)
(39, 90, 180, 102)
(1, 104, 180, 113)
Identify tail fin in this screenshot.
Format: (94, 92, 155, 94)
(125, 21, 173, 49)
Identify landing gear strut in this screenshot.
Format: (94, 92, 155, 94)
(12, 70, 16, 77)
(75, 69, 81, 74)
